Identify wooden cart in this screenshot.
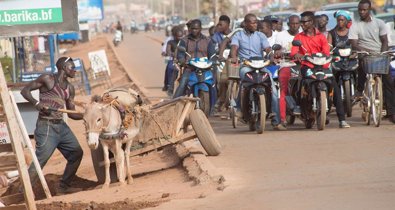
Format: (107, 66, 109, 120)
(90, 96, 221, 183)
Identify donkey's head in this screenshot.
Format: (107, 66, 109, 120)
(83, 102, 104, 149)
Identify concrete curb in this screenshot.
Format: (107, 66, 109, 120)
(106, 36, 152, 104)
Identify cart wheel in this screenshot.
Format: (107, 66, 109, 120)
(190, 109, 221, 156)
(91, 144, 118, 184)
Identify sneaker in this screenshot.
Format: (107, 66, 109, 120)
(56, 184, 82, 195)
(293, 106, 301, 115)
(162, 86, 168, 91)
(339, 120, 350, 128)
(273, 123, 287, 131)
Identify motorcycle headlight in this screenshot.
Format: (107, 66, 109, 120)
(338, 48, 351, 57)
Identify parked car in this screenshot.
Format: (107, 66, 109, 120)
(170, 15, 183, 26)
(199, 16, 214, 29)
(231, 18, 244, 31)
(321, 2, 376, 16)
(375, 13, 395, 46)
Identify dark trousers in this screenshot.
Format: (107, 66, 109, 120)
(357, 59, 395, 116)
(173, 68, 191, 98)
(301, 66, 345, 122)
(164, 60, 175, 89)
(28, 119, 83, 187)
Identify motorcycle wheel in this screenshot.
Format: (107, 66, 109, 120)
(317, 90, 327, 131)
(344, 80, 352, 117)
(371, 77, 383, 127)
(198, 90, 211, 116)
(256, 94, 266, 134)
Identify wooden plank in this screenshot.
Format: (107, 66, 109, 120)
(0, 144, 13, 153)
(0, 193, 25, 206)
(98, 131, 198, 167)
(174, 101, 191, 137)
(0, 154, 16, 166)
(0, 204, 26, 210)
(9, 91, 51, 199)
(0, 64, 36, 210)
(0, 165, 18, 172)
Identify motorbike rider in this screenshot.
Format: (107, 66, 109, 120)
(258, 19, 278, 47)
(290, 11, 350, 128)
(274, 15, 301, 126)
(327, 10, 352, 82)
(317, 14, 329, 38)
(116, 21, 123, 40)
(166, 27, 184, 96)
(230, 13, 285, 130)
(349, 0, 395, 124)
(212, 15, 232, 114)
(173, 19, 216, 98)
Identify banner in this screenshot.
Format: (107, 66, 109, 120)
(0, 1, 63, 26)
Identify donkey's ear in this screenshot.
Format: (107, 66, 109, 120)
(91, 95, 102, 103)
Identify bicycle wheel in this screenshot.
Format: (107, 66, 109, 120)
(371, 76, 383, 127)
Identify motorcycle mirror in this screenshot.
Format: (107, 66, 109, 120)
(292, 40, 302, 47)
(272, 44, 282, 51)
(177, 46, 187, 52)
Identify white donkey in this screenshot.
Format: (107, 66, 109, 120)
(83, 89, 142, 188)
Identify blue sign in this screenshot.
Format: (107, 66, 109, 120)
(78, 0, 104, 21)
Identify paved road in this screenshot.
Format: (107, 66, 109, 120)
(115, 31, 395, 210)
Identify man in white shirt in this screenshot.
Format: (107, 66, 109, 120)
(274, 15, 301, 125)
(258, 19, 278, 47)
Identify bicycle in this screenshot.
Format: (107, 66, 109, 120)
(225, 59, 240, 128)
(356, 51, 394, 127)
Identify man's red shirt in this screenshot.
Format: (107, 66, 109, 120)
(290, 29, 330, 69)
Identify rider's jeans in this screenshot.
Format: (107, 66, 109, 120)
(28, 119, 83, 187)
(173, 68, 191, 98)
(237, 65, 281, 125)
(164, 60, 174, 89)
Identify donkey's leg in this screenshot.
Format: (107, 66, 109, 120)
(125, 139, 134, 184)
(102, 143, 111, 188)
(115, 140, 126, 185)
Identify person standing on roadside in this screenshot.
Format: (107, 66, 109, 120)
(21, 57, 84, 194)
(212, 15, 232, 114)
(349, 0, 395, 124)
(317, 14, 329, 38)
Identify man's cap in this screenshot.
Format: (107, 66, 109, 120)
(264, 15, 280, 22)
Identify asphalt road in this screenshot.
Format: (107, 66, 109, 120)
(114, 31, 395, 210)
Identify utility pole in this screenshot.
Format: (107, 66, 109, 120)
(171, 0, 174, 16)
(196, 0, 200, 17)
(236, 0, 239, 19)
(213, 0, 218, 22)
(182, 0, 186, 18)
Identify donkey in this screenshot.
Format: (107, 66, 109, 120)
(83, 99, 141, 188)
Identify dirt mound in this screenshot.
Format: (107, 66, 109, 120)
(37, 198, 165, 210)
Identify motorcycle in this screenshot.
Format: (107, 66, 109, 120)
(288, 40, 333, 130)
(331, 41, 358, 117)
(113, 30, 122, 47)
(178, 46, 216, 116)
(239, 56, 272, 134)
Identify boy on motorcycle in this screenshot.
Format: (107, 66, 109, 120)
(173, 19, 216, 98)
(290, 11, 350, 128)
(230, 14, 285, 130)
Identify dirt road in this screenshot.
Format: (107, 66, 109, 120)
(115, 31, 395, 210)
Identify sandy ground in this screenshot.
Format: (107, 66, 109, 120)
(1, 35, 221, 209)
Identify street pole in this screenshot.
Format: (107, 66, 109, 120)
(236, 0, 239, 19)
(196, 0, 200, 17)
(182, 0, 186, 18)
(171, 0, 174, 16)
(213, 0, 218, 22)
